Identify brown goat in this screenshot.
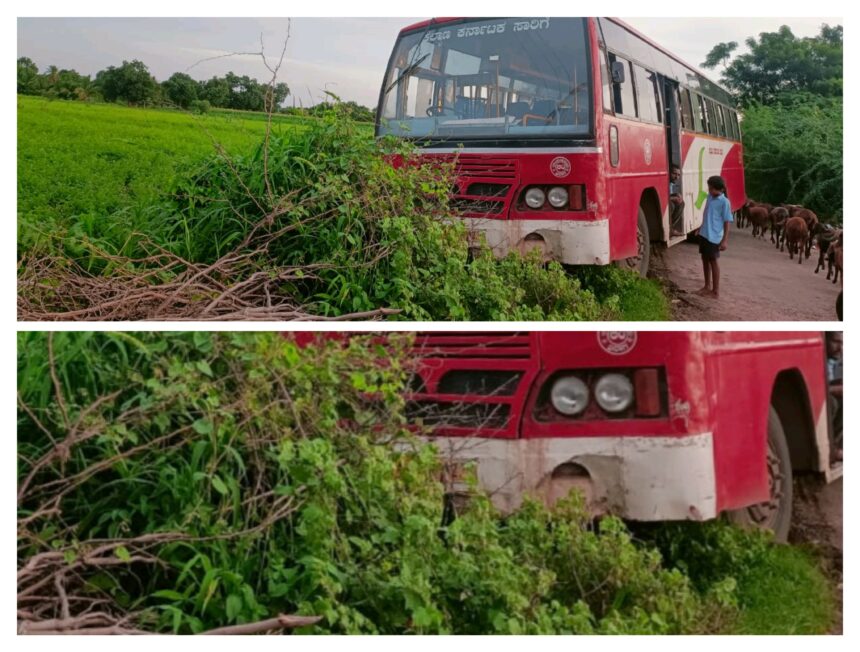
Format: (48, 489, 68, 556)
(743, 205, 770, 239)
(741, 200, 773, 230)
(783, 216, 809, 264)
(813, 225, 839, 276)
(770, 207, 790, 249)
(826, 231, 843, 284)
(788, 208, 818, 257)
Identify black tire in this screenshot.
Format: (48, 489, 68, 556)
(616, 206, 650, 277)
(727, 406, 793, 542)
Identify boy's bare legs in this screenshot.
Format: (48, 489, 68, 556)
(697, 255, 712, 295)
(709, 259, 720, 299)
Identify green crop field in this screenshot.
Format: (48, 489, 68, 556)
(17, 96, 323, 246)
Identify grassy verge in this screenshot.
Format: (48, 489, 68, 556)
(640, 520, 837, 634)
(730, 544, 836, 634)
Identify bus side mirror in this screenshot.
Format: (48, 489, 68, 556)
(611, 61, 626, 84)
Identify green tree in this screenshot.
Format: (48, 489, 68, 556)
(95, 60, 157, 105)
(48, 69, 92, 100)
(200, 76, 231, 107)
(224, 71, 266, 111)
(701, 41, 737, 70)
(720, 25, 842, 107)
(162, 72, 199, 109)
(16, 57, 39, 94)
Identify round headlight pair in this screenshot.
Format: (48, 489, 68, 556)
(524, 186, 568, 209)
(550, 373, 634, 416)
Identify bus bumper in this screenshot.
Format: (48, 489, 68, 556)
(428, 433, 717, 522)
(463, 217, 611, 266)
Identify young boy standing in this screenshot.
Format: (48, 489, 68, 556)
(697, 175, 733, 299)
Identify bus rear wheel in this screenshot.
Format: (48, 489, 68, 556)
(616, 207, 650, 277)
(727, 406, 793, 542)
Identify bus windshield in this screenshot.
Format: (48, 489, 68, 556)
(378, 18, 592, 141)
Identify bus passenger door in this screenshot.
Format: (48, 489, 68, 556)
(663, 79, 681, 171)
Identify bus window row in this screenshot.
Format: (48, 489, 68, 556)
(601, 49, 740, 141)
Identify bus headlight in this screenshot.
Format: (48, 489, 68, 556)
(524, 187, 546, 209)
(594, 374, 634, 413)
(547, 186, 569, 208)
(550, 375, 589, 415)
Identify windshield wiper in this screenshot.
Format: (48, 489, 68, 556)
(385, 53, 431, 94)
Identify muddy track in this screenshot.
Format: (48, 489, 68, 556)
(651, 228, 842, 321)
(790, 476, 843, 634)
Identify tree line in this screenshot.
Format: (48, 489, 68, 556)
(16, 57, 374, 120)
(701, 23, 842, 219)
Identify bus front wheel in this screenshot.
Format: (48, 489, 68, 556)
(727, 406, 793, 542)
(617, 207, 650, 277)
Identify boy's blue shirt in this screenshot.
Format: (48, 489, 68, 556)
(699, 193, 733, 244)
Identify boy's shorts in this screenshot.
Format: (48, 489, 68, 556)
(698, 235, 721, 259)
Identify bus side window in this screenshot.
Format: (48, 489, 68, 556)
(715, 104, 726, 137)
(695, 94, 708, 134)
(633, 64, 660, 124)
(726, 107, 736, 140)
(729, 110, 740, 140)
(599, 48, 613, 113)
(679, 87, 694, 130)
(608, 52, 637, 118)
(705, 99, 718, 136)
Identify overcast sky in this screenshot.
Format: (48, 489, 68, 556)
(17, 17, 841, 107)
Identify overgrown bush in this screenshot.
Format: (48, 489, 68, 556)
(190, 99, 211, 115)
(19, 331, 731, 634)
(741, 93, 843, 221)
(143, 105, 612, 320)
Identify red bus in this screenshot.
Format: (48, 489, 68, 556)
(398, 331, 838, 541)
(376, 17, 747, 276)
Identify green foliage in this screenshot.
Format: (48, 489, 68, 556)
(286, 100, 376, 122)
(95, 60, 158, 105)
(190, 99, 211, 115)
(704, 22, 844, 219)
(17, 57, 40, 94)
(163, 72, 199, 109)
(741, 94, 842, 220)
(639, 520, 836, 634)
(197, 72, 289, 112)
(573, 265, 669, 321)
(19, 332, 733, 634)
(729, 545, 835, 634)
(721, 25, 842, 107)
(701, 41, 737, 70)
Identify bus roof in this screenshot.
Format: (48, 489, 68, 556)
(398, 17, 728, 97)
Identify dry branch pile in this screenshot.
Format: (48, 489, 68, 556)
(17, 204, 401, 322)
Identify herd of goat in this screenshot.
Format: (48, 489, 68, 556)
(737, 200, 843, 283)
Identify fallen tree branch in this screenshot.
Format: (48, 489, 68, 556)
(201, 614, 321, 635)
(18, 613, 321, 635)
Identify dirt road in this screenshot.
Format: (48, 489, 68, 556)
(653, 228, 842, 321)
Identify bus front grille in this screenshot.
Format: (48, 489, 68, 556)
(454, 156, 518, 179)
(413, 332, 532, 359)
